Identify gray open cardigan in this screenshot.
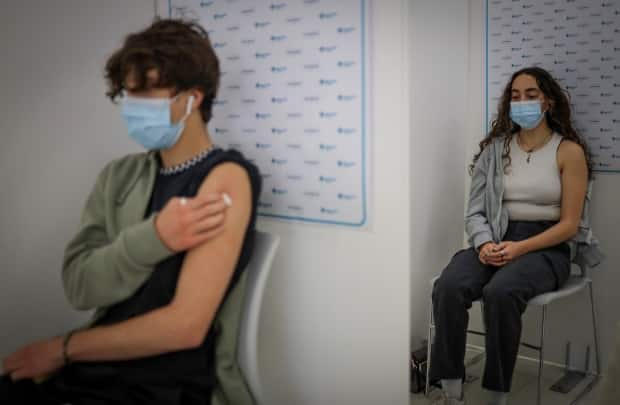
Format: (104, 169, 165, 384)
(465, 136, 604, 269)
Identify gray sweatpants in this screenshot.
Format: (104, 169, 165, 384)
(430, 221, 570, 392)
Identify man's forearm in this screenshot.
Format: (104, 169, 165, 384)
(67, 303, 201, 362)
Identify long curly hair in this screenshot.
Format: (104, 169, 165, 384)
(471, 66, 592, 177)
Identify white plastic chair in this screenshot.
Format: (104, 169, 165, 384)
(425, 264, 601, 405)
(237, 230, 280, 405)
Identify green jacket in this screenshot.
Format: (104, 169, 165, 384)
(62, 151, 255, 405)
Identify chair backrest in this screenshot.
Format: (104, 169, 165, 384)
(572, 262, 586, 277)
(237, 230, 280, 405)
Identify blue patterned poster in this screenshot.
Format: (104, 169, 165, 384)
(169, 0, 369, 226)
(486, 0, 620, 172)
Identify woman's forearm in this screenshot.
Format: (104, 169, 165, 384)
(520, 220, 578, 254)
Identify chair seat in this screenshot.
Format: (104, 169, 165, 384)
(528, 276, 590, 306)
(429, 275, 590, 306)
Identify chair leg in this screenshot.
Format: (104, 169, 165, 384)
(480, 300, 488, 334)
(537, 305, 547, 405)
(426, 297, 434, 396)
(568, 280, 603, 405)
(588, 282, 602, 376)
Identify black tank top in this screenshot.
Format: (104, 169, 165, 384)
(59, 148, 261, 405)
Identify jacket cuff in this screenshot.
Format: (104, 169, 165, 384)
(472, 232, 493, 251)
(122, 215, 175, 267)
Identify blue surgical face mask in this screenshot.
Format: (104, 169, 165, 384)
(121, 94, 195, 150)
(509, 100, 546, 130)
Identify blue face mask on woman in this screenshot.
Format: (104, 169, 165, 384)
(121, 94, 195, 150)
(509, 100, 546, 130)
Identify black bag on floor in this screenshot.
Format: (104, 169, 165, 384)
(410, 346, 428, 393)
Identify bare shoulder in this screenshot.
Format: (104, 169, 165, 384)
(198, 162, 253, 226)
(558, 139, 586, 159)
(200, 162, 252, 193)
(558, 139, 587, 169)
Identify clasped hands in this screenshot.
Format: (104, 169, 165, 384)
(478, 241, 526, 266)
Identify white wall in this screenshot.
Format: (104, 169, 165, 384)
(255, 1, 411, 403)
(408, 1, 470, 345)
(465, 0, 620, 371)
(0, 1, 411, 405)
(0, 0, 150, 355)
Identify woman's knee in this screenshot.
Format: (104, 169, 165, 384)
(482, 282, 524, 312)
(434, 249, 481, 297)
(482, 282, 510, 302)
(434, 274, 459, 298)
(433, 272, 470, 306)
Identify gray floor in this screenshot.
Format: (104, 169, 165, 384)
(411, 349, 602, 405)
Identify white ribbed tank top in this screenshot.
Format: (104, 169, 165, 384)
(503, 133, 563, 221)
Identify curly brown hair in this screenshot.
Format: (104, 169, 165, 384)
(104, 18, 220, 123)
(471, 66, 592, 178)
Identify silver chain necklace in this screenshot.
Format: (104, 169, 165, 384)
(518, 131, 553, 164)
(159, 145, 220, 176)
